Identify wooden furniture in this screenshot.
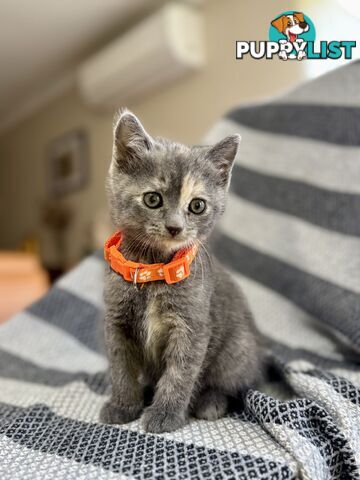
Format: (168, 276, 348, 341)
(0, 252, 49, 323)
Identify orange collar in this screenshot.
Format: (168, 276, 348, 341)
(104, 231, 198, 285)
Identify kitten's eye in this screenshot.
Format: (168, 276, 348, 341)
(143, 192, 163, 209)
(189, 198, 206, 215)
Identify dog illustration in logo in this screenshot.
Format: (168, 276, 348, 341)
(271, 12, 309, 60)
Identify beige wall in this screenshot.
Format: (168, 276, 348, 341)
(0, 0, 303, 266)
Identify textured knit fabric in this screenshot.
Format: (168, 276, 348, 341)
(0, 62, 359, 479)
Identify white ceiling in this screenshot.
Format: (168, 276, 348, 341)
(0, 0, 162, 132)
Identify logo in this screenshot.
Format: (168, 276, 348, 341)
(269, 11, 315, 60)
(236, 11, 356, 61)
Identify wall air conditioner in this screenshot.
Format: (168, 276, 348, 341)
(77, 3, 205, 109)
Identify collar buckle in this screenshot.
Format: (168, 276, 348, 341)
(163, 259, 190, 284)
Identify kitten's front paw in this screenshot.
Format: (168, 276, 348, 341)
(141, 407, 185, 433)
(194, 390, 228, 421)
(100, 401, 142, 425)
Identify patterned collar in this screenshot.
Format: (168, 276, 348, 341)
(104, 231, 198, 285)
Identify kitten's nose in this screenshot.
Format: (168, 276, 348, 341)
(166, 226, 183, 237)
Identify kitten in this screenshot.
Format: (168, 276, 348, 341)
(101, 109, 263, 433)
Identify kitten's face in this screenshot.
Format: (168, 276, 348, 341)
(107, 110, 240, 254)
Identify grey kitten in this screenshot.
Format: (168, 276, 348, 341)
(101, 109, 263, 433)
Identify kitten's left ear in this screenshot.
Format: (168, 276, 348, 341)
(206, 134, 241, 187)
(113, 109, 154, 164)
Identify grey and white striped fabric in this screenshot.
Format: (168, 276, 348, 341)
(207, 60, 360, 356)
(1, 62, 359, 479)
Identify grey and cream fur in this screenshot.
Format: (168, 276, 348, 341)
(101, 109, 263, 433)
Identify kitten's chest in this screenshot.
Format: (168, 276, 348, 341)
(118, 279, 185, 365)
(143, 294, 173, 364)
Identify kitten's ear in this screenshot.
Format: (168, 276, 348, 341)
(112, 109, 153, 166)
(206, 134, 241, 187)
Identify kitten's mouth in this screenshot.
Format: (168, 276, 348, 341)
(161, 236, 193, 253)
(144, 231, 193, 254)
(163, 238, 189, 250)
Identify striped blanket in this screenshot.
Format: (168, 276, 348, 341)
(1, 62, 359, 479)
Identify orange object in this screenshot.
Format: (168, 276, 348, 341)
(104, 231, 198, 285)
(0, 252, 49, 322)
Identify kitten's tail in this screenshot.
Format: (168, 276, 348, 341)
(258, 334, 287, 384)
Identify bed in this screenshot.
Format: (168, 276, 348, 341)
(0, 61, 359, 479)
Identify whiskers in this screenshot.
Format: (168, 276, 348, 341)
(190, 239, 214, 292)
(196, 239, 213, 270)
(122, 231, 156, 263)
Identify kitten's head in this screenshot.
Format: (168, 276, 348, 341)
(106, 109, 240, 254)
